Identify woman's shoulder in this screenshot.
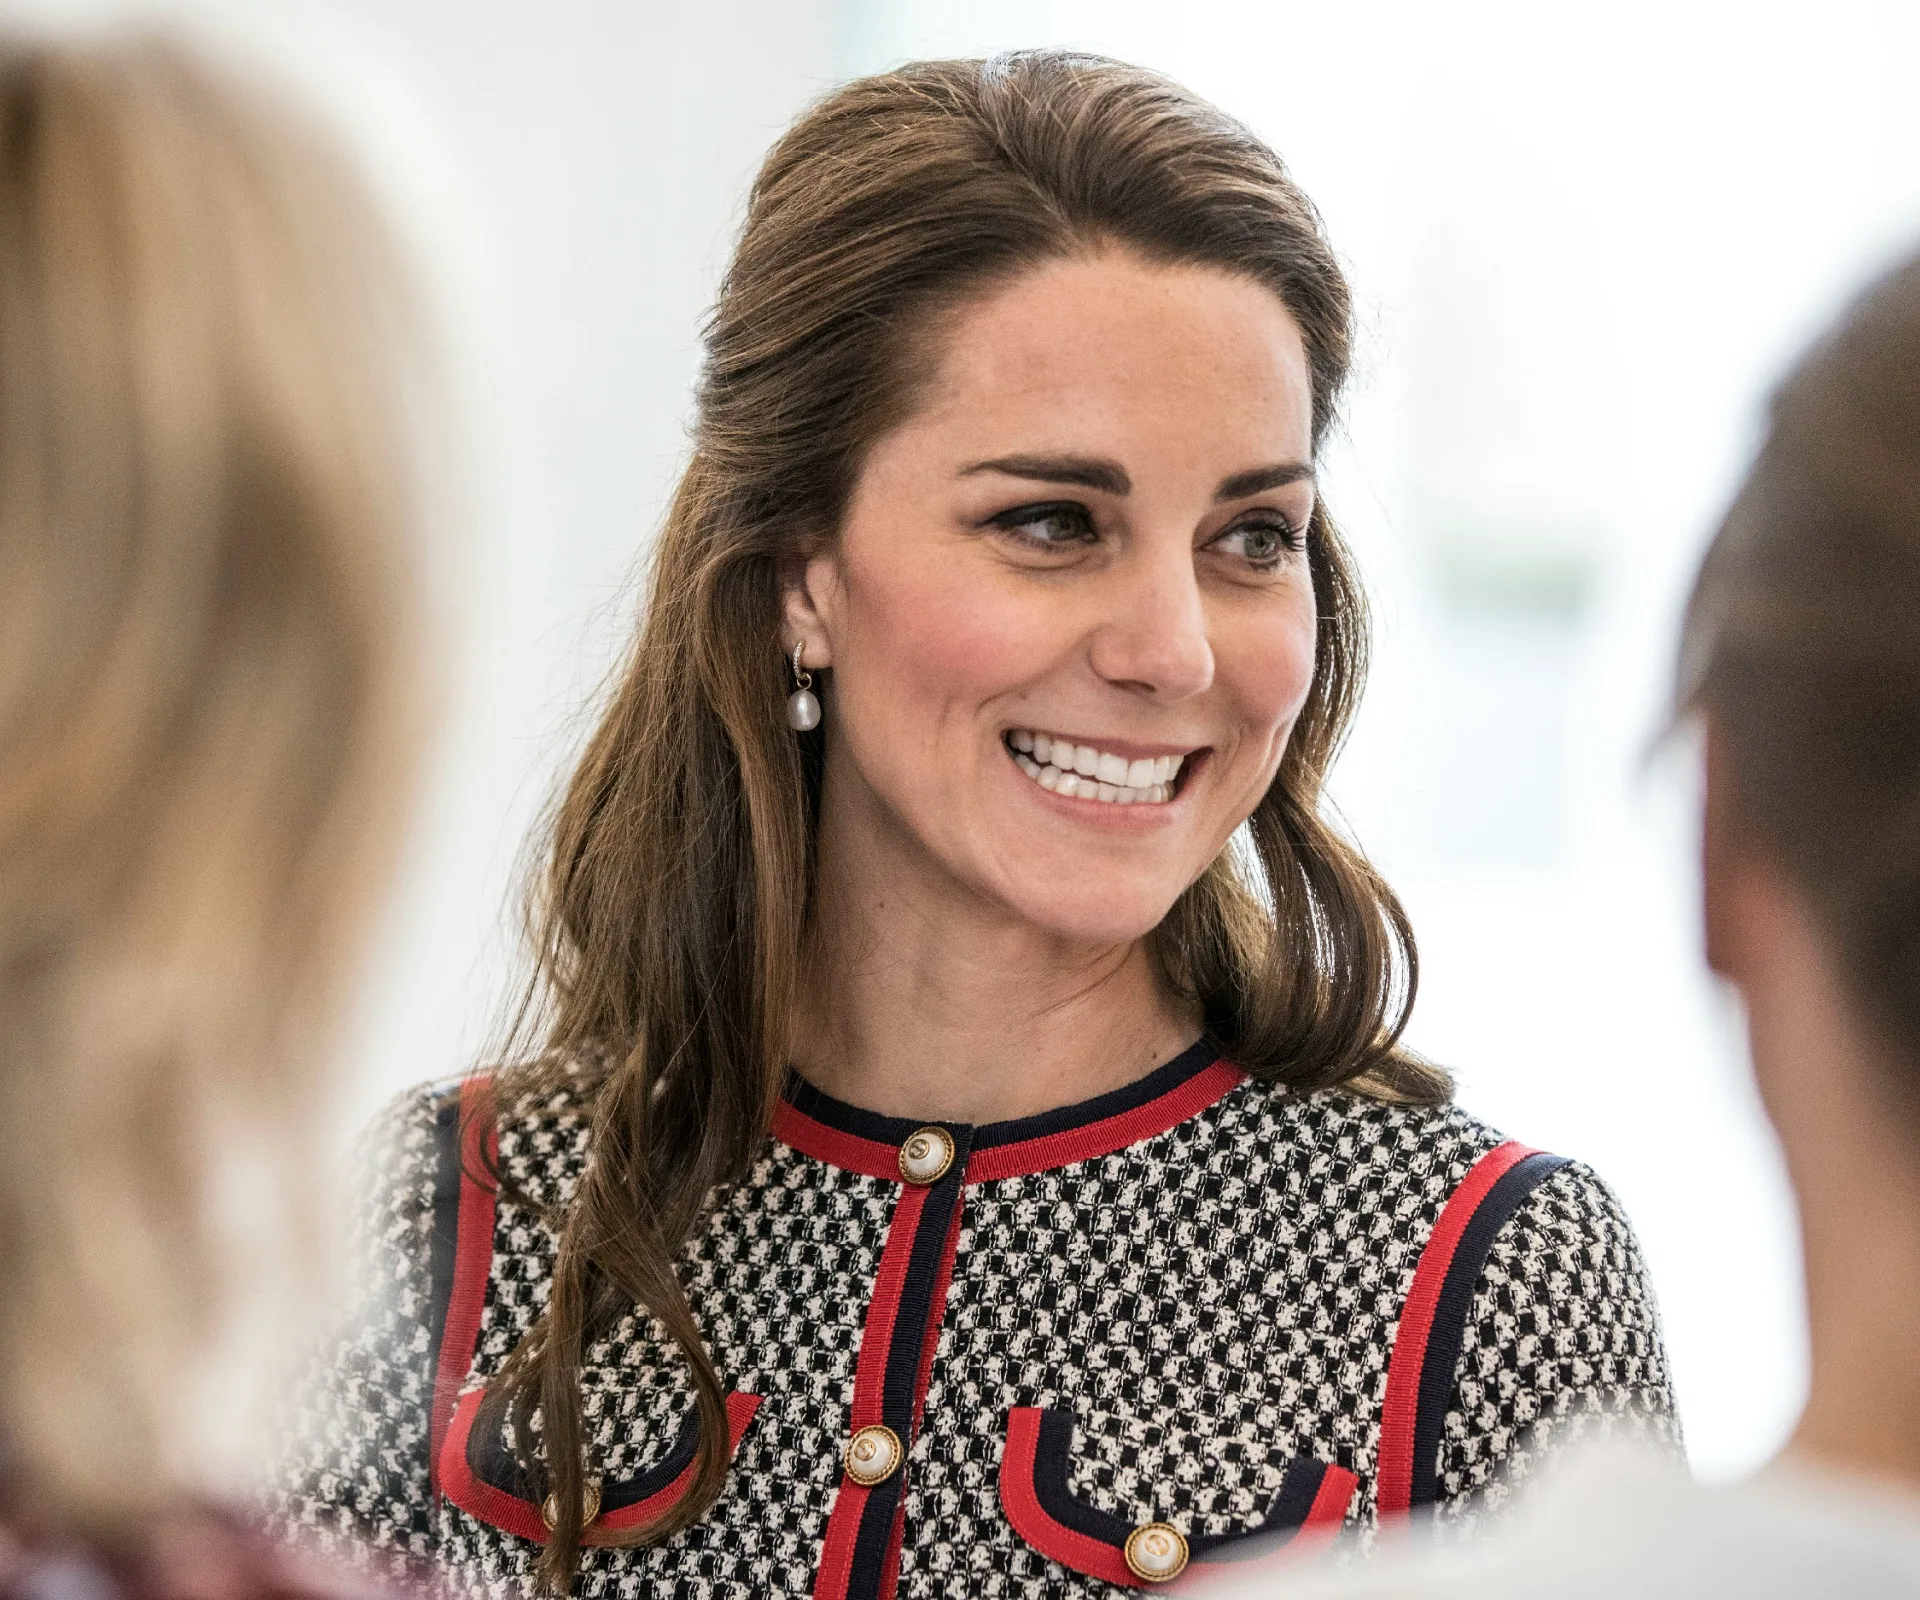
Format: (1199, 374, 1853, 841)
(349, 1060, 599, 1220)
(1220, 1073, 1649, 1259)
(1221, 1071, 1511, 1183)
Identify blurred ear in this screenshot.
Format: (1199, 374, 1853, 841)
(1702, 718, 1786, 984)
(1701, 718, 1739, 980)
(779, 549, 840, 670)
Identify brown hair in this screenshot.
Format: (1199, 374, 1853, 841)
(488, 50, 1445, 1590)
(0, 34, 429, 1533)
(1680, 247, 1920, 1079)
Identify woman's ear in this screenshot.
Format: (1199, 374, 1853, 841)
(780, 549, 839, 669)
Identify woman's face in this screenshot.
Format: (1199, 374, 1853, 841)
(787, 250, 1321, 946)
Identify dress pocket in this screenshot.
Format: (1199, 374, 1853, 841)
(438, 1387, 760, 1546)
(999, 1406, 1356, 1587)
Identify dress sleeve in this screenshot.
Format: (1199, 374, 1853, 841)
(265, 1086, 443, 1581)
(1433, 1159, 1681, 1530)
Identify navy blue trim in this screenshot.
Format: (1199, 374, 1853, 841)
(1191, 1461, 1332, 1564)
(1031, 1409, 1132, 1546)
(881, 1132, 972, 1422)
(1410, 1152, 1572, 1509)
(783, 1039, 1219, 1149)
(1025, 1407, 1336, 1563)
(425, 1088, 463, 1471)
(466, 1393, 705, 1512)
(972, 1040, 1218, 1150)
(848, 1135, 973, 1599)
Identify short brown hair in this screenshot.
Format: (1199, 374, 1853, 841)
(1679, 248, 1920, 1069)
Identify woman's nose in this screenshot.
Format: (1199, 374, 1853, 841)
(1086, 547, 1215, 702)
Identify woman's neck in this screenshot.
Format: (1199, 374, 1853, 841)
(790, 796, 1198, 1126)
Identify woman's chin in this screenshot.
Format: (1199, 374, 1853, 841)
(990, 884, 1181, 950)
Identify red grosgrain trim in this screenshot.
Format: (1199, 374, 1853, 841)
(1376, 1140, 1538, 1517)
(964, 1061, 1244, 1183)
(812, 1179, 938, 1600)
(772, 1099, 903, 1181)
(437, 1389, 760, 1546)
(429, 1075, 497, 1498)
(1286, 1464, 1358, 1556)
(592, 1393, 761, 1538)
(999, 1408, 1138, 1588)
(774, 1056, 1245, 1186)
(439, 1385, 547, 1544)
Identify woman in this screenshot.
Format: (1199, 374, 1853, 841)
(0, 30, 432, 1600)
(277, 51, 1676, 1600)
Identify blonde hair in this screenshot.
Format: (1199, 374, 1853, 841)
(0, 33, 431, 1531)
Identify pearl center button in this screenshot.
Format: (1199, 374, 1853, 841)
(898, 1126, 955, 1185)
(1124, 1522, 1189, 1583)
(843, 1423, 903, 1486)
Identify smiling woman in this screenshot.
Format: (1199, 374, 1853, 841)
(274, 51, 1678, 1600)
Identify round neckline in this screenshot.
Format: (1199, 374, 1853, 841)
(775, 1039, 1246, 1183)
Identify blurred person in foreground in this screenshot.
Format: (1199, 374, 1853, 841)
(0, 31, 435, 1600)
(1216, 249, 1920, 1597)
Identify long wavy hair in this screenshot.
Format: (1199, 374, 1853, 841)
(486, 50, 1446, 1592)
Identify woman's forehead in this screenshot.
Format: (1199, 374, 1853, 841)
(905, 254, 1315, 468)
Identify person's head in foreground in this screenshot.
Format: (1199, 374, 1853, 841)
(1213, 247, 1920, 1600)
(275, 50, 1677, 1599)
(1686, 246, 1920, 1507)
(0, 28, 430, 1593)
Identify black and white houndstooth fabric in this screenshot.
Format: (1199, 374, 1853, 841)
(269, 1042, 1678, 1599)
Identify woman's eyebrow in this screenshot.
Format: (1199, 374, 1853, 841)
(1216, 462, 1314, 500)
(958, 454, 1131, 494)
(957, 456, 1313, 501)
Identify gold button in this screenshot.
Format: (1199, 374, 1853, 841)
(898, 1126, 955, 1185)
(540, 1478, 602, 1531)
(843, 1423, 903, 1486)
(1124, 1522, 1189, 1583)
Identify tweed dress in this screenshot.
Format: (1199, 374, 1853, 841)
(271, 1042, 1679, 1599)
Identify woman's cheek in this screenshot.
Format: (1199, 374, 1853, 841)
(1229, 592, 1318, 737)
(852, 559, 1055, 699)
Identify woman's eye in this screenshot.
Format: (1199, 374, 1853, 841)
(1212, 516, 1300, 569)
(986, 501, 1097, 549)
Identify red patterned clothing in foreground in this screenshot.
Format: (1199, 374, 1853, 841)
(0, 1508, 382, 1600)
(271, 1042, 1678, 1599)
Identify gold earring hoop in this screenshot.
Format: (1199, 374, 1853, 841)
(786, 642, 821, 731)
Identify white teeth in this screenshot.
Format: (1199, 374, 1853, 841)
(1005, 729, 1188, 806)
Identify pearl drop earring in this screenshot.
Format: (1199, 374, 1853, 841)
(786, 642, 821, 731)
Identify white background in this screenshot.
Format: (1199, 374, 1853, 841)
(24, 0, 1920, 1480)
